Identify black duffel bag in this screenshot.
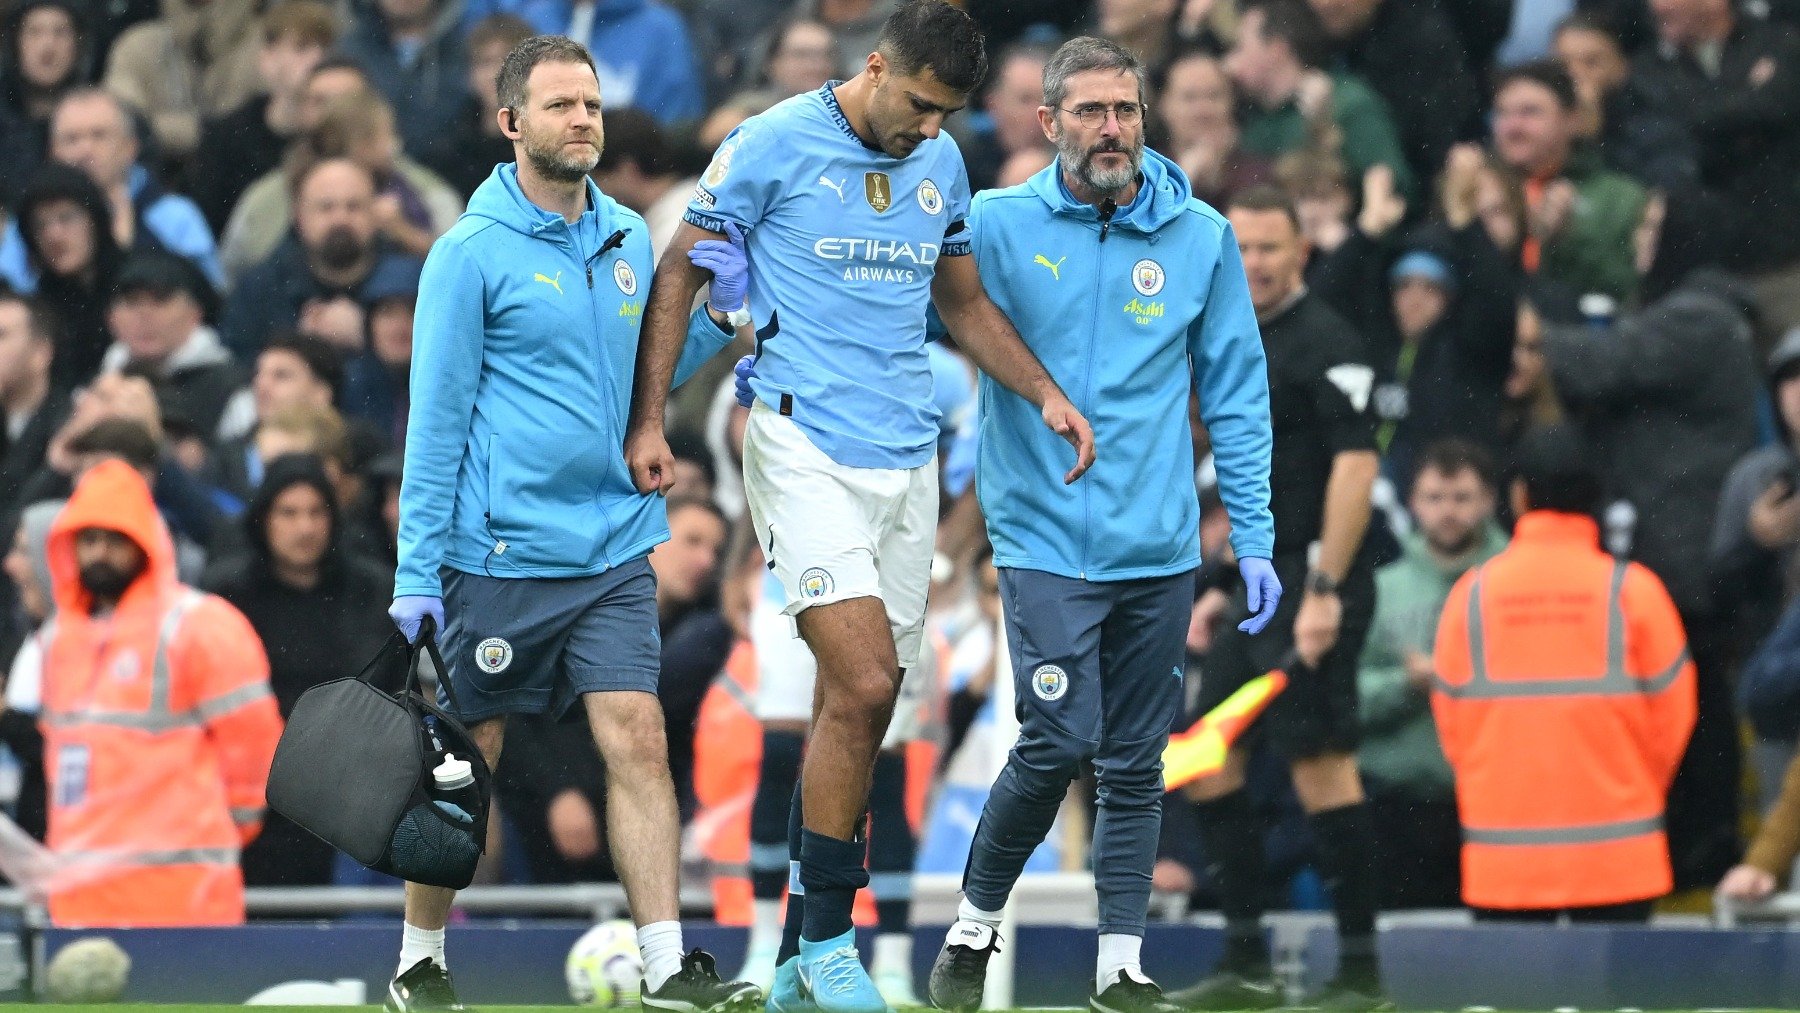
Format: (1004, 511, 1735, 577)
(267, 619, 492, 888)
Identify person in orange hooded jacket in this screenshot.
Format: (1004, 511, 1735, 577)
(39, 458, 281, 926)
(1432, 425, 1695, 920)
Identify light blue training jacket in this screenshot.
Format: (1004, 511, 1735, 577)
(972, 149, 1275, 581)
(394, 163, 732, 598)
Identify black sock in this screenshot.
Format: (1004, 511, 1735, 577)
(752, 731, 805, 900)
(800, 828, 869, 945)
(869, 751, 915, 937)
(777, 778, 807, 966)
(1195, 789, 1269, 972)
(1308, 802, 1379, 990)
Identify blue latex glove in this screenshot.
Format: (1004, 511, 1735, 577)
(1238, 557, 1282, 634)
(733, 354, 755, 408)
(389, 595, 445, 645)
(690, 221, 748, 314)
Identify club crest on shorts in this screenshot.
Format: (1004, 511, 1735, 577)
(613, 258, 638, 296)
(1032, 663, 1069, 701)
(476, 637, 513, 674)
(1132, 258, 1166, 297)
(799, 567, 835, 599)
(917, 178, 944, 215)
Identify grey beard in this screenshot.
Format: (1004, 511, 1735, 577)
(1057, 129, 1143, 196)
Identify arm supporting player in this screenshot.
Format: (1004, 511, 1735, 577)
(931, 252, 1096, 483)
(626, 220, 737, 495)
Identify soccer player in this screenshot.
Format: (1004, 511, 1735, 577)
(626, 3, 1096, 1011)
(388, 35, 756, 1013)
(905, 36, 1278, 1013)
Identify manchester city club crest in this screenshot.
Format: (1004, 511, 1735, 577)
(1032, 663, 1069, 701)
(916, 178, 944, 215)
(613, 258, 637, 296)
(476, 637, 513, 674)
(1132, 258, 1166, 297)
(865, 171, 893, 213)
(799, 567, 835, 598)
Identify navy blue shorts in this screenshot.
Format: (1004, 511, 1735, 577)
(440, 557, 660, 723)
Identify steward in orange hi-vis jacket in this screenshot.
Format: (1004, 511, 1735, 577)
(41, 459, 281, 926)
(1432, 427, 1695, 916)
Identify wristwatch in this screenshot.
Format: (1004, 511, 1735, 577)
(1305, 569, 1339, 596)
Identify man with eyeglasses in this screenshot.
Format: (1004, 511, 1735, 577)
(920, 35, 1278, 1013)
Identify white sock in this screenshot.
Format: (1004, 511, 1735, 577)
(398, 922, 446, 976)
(749, 899, 783, 951)
(872, 932, 912, 974)
(956, 897, 1004, 928)
(1096, 933, 1143, 992)
(638, 920, 685, 992)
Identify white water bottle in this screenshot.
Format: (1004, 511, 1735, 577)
(432, 753, 477, 823)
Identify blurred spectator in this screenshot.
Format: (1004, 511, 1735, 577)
(1098, 0, 1180, 74)
(697, 89, 779, 152)
(1156, 50, 1274, 209)
(960, 41, 1050, 194)
(191, 0, 339, 233)
(219, 89, 460, 278)
(40, 458, 280, 927)
(740, 0, 899, 86)
(1550, 13, 1698, 192)
(1358, 440, 1504, 910)
(1710, 329, 1800, 659)
(212, 331, 344, 506)
(1308, 0, 1482, 187)
(651, 495, 733, 812)
(994, 146, 1055, 190)
(760, 18, 839, 97)
(1371, 220, 1520, 481)
(204, 452, 392, 886)
(1, 0, 90, 128)
(1229, 0, 1415, 198)
(0, 0, 91, 204)
(1542, 268, 1757, 886)
(466, 0, 704, 125)
(591, 108, 697, 259)
(1492, 60, 1646, 304)
(0, 88, 222, 293)
(416, 13, 531, 200)
(1432, 425, 1695, 922)
(336, 0, 468, 157)
(342, 260, 417, 446)
(221, 156, 425, 358)
(0, 500, 59, 841)
(1720, 736, 1800, 903)
(15, 161, 123, 391)
(1631, 0, 1800, 339)
(98, 253, 236, 441)
(101, 0, 264, 162)
(0, 293, 70, 513)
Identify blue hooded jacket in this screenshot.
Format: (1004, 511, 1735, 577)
(395, 163, 731, 597)
(972, 149, 1275, 580)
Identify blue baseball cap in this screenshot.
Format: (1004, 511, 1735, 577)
(1389, 250, 1457, 293)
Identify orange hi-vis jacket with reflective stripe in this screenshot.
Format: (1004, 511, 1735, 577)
(693, 640, 760, 925)
(1431, 511, 1696, 911)
(41, 460, 282, 927)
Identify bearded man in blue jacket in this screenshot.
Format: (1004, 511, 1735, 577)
(924, 37, 1277, 1013)
(385, 35, 755, 1013)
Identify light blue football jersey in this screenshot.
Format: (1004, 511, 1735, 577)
(685, 82, 972, 471)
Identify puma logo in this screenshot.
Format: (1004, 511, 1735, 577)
(818, 175, 848, 203)
(533, 271, 563, 295)
(1034, 254, 1066, 280)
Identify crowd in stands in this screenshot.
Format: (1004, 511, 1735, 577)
(0, 0, 1798, 923)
